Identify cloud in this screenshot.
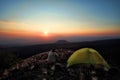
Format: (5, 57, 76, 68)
(0, 20, 27, 30)
(0, 20, 42, 32)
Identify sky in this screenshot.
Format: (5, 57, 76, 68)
(0, 0, 120, 45)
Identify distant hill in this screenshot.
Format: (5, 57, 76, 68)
(0, 38, 120, 59)
(55, 40, 70, 44)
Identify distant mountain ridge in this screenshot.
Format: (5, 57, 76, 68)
(55, 40, 70, 44)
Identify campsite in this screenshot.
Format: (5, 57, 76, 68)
(0, 39, 120, 80)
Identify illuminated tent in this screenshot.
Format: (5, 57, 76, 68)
(67, 48, 110, 69)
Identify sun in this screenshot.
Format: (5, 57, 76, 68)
(43, 31, 49, 36)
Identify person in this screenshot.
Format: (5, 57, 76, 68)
(45, 49, 60, 79)
(47, 49, 58, 64)
(46, 49, 59, 73)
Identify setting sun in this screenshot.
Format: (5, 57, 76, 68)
(43, 31, 49, 36)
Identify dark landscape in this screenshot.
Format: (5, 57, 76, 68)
(0, 38, 120, 80)
(0, 0, 120, 80)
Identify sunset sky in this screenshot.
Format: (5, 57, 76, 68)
(0, 0, 120, 45)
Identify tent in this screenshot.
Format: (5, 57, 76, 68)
(67, 48, 110, 69)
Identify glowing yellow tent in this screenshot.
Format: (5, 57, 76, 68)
(67, 48, 110, 69)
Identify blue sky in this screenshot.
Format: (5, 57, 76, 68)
(0, 0, 119, 23)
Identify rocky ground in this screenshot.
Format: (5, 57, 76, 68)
(0, 49, 120, 80)
(0, 49, 74, 80)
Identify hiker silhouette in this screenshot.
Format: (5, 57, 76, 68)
(47, 49, 58, 64)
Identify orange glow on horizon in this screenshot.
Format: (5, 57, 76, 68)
(0, 29, 120, 39)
